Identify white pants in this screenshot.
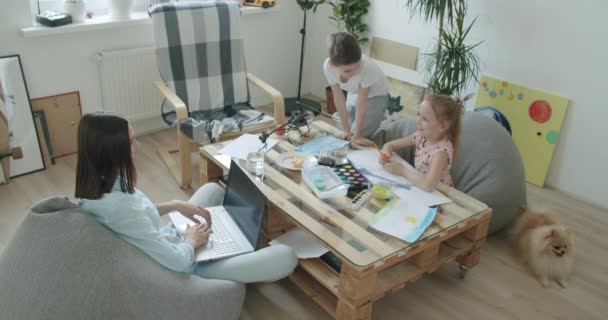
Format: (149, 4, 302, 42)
(189, 183, 298, 283)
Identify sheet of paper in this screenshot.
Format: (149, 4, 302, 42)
(392, 187, 451, 207)
(295, 134, 348, 155)
(215, 154, 232, 169)
(369, 198, 437, 243)
(348, 149, 452, 207)
(347, 149, 412, 183)
(218, 133, 279, 160)
(269, 228, 329, 259)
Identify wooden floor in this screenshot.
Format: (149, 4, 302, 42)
(1, 126, 607, 319)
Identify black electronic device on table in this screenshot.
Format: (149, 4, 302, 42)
(36, 11, 72, 27)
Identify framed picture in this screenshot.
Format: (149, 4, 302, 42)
(0, 54, 45, 180)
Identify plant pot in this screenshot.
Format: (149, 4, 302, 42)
(109, 0, 134, 19)
(325, 86, 347, 114)
(64, 1, 86, 23)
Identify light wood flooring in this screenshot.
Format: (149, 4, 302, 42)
(1, 125, 607, 319)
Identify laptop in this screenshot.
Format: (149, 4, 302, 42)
(169, 160, 266, 262)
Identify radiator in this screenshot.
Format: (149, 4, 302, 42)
(98, 47, 164, 121)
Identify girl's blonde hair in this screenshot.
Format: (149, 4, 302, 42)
(423, 93, 473, 157)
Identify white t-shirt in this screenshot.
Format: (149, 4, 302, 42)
(323, 55, 389, 107)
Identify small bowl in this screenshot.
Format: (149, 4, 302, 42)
(371, 185, 391, 200)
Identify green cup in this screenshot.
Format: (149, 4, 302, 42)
(371, 185, 391, 200)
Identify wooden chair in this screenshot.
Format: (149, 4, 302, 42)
(150, 1, 285, 188)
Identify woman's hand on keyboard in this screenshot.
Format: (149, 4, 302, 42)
(177, 202, 212, 226)
(184, 223, 211, 249)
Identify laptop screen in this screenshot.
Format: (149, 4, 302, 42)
(223, 160, 266, 248)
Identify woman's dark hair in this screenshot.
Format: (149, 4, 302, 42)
(75, 112, 136, 199)
(328, 32, 362, 66)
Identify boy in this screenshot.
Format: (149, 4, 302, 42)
(323, 32, 389, 145)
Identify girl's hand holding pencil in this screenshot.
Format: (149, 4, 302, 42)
(379, 142, 392, 163)
(379, 151, 391, 162)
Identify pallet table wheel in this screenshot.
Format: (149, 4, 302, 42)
(458, 264, 469, 279)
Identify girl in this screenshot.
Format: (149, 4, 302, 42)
(75, 112, 297, 283)
(379, 94, 470, 192)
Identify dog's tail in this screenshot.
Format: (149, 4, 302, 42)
(511, 209, 557, 241)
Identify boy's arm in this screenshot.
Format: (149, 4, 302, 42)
(352, 87, 370, 140)
(331, 84, 351, 139)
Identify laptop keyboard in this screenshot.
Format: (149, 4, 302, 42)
(208, 208, 241, 255)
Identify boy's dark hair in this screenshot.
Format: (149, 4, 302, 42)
(328, 32, 362, 66)
(75, 112, 136, 199)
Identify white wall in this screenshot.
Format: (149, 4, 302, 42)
(306, 0, 608, 209)
(0, 1, 305, 133)
(303, 4, 338, 101)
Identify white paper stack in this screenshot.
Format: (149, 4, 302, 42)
(218, 133, 279, 160)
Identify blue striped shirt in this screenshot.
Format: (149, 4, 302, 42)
(79, 181, 195, 273)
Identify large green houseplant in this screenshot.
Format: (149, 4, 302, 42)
(405, 0, 482, 95)
(325, 0, 371, 45)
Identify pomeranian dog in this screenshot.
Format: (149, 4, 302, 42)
(512, 210, 574, 288)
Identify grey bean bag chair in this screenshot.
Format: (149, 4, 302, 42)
(372, 112, 527, 233)
(0, 197, 245, 320)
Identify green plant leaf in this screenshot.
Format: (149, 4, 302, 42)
(403, 0, 470, 43)
(424, 11, 483, 95)
(323, 0, 370, 45)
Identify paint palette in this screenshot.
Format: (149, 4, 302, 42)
(351, 189, 372, 210)
(329, 163, 371, 192)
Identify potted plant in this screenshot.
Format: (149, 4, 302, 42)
(326, 0, 370, 45)
(64, 0, 86, 23)
(109, 0, 135, 19)
(404, 0, 482, 95)
(322, 0, 371, 114)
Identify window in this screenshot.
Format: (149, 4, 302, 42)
(23, 0, 277, 36)
(32, 0, 149, 18)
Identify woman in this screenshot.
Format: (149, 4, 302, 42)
(75, 112, 297, 283)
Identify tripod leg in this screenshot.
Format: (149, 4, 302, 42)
(283, 10, 321, 116)
(0, 112, 10, 183)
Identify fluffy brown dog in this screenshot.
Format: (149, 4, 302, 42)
(512, 210, 574, 288)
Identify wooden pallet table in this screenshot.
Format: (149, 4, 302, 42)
(200, 121, 492, 320)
